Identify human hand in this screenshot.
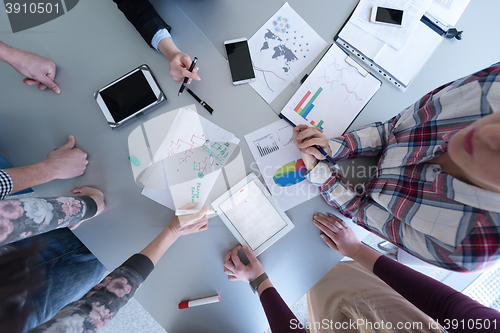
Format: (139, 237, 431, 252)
(41, 135, 88, 180)
(223, 245, 265, 282)
(312, 213, 362, 258)
(69, 186, 105, 229)
(169, 52, 200, 84)
(167, 202, 208, 239)
(8, 47, 60, 94)
(293, 125, 332, 171)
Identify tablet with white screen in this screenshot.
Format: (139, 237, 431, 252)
(212, 173, 294, 256)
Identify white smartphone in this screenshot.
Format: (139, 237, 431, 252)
(224, 38, 255, 85)
(95, 64, 165, 129)
(370, 6, 405, 27)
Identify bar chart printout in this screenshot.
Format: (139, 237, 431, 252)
(254, 134, 280, 157)
(294, 87, 325, 130)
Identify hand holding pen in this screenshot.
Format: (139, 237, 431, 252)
(293, 124, 337, 171)
(178, 57, 198, 96)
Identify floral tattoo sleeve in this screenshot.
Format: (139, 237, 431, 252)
(29, 265, 145, 333)
(0, 196, 90, 246)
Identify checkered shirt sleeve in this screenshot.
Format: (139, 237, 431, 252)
(0, 170, 13, 200)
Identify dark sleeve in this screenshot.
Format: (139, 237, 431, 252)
(113, 0, 171, 47)
(260, 287, 307, 333)
(28, 254, 154, 333)
(373, 255, 500, 333)
(0, 196, 96, 246)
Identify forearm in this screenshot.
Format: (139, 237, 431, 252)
(29, 254, 153, 333)
(259, 281, 307, 333)
(0, 41, 15, 65)
(4, 161, 55, 194)
(139, 225, 178, 266)
(373, 255, 500, 332)
(0, 196, 96, 246)
(158, 37, 180, 62)
(350, 244, 383, 272)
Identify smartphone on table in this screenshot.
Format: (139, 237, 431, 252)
(370, 6, 405, 27)
(224, 38, 255, 85)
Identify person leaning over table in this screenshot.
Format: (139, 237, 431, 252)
(0, 41, 61, 94)
(113, 0, 201, 84)
(0, 200, 209, 333)
(294, 63, 500, 272)
(224, 214, 500, 333)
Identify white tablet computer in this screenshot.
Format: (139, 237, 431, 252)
(212, 173, 294, 257)
(94, 64, 166, 130)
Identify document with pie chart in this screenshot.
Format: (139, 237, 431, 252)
(244, 119, 320, 211)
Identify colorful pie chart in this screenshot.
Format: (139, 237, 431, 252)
(273, 159, 308, 187)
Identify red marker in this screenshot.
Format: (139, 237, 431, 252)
(178, 295, 220, 309)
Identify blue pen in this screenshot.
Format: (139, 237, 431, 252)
(315, 145, 339, 169)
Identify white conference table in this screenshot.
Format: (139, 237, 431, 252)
(0, 1, 499, 332)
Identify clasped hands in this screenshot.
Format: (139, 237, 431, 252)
(293, 124, 332, 171)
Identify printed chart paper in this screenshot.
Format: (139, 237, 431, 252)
(280, 44, 381, 140)
(248, 2, 328, 103)
(139, 106, 239, 210)
(245, 119, 320, 211)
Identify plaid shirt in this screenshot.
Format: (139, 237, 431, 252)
(307, 65, 500, 272)
(0, 170, 13, 200)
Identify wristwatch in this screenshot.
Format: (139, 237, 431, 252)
(249, 273, 268, 294)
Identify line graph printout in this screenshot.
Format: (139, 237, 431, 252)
(248, 2, 328, 103)
(245, 119, 320, 211)
(140, 106, 239, 210)
(281, 43, 381, 139)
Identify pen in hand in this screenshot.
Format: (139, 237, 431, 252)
(178, 57, 198, 96)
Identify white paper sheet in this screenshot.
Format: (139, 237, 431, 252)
(135, 106, 239, 210)
(248, 2, 327, 103)
(280, 44, 381, 140)
(427, 0, 470, 26)
(350, 0, 433, 51)
(244, 119, 320, 212)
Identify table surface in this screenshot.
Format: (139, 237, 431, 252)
(1, 1, 500, 332)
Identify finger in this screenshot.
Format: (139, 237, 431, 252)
(300, 137, 327, 149)
(61, 135, 76, 149)
(230, 246, 243, 268)
(223, 266, 234, 275)
(314, 214, 341, 233)
(72, 148, 88, 159)
(191, 205, 209, 221)
(329, 213, 348, 228)
(320, 234, 341, 253)
(313, 220, 338, 240)
(23, 78, 39, 86)
(36, 66, 60, 94)
(241, 245, 258, 264)
(293, 125, 309, 136)
(228, 275, 238, 281)
(38, 83, 48, 91)
(180, 202, 198, 210)
(296, 127, 321, 141)
(180, 67, 201, 81)
(224, 258, 236, 272)
(304, 146, 326, 160)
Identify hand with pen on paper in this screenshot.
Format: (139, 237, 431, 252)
(293, 124, 332, 171)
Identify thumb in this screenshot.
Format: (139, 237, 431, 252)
(61, 135, 75, 149)
(242, 245, 258, 264)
